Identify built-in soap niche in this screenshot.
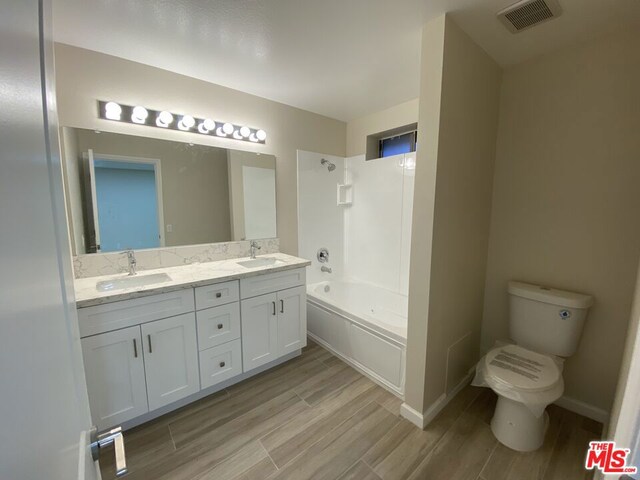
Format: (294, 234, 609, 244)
(336, 183, 353, 206)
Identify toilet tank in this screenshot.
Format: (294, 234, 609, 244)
(508, 281, 594, 357)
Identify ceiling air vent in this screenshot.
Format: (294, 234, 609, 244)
(497, 0, 562, 33)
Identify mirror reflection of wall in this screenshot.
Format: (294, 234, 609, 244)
(60, 128, 277, 254)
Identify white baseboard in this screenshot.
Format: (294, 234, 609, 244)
(400, 402, 428, 429)
(400, 371, 474, 429)
(554, 395, 609, 424)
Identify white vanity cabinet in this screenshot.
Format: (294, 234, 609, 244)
(240, 270, 307, 372)
(78, 266, 307, 431)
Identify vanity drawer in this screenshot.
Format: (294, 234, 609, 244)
(199, 339, 242, 389)
(78, 289, 195, 337)
(240, 268, 306, 299)
(195, 280, 240, 310)
(196, 303, 241, 350)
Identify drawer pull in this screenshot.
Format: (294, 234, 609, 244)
(272, 301, 276, 315)
(133, 338, 138, 358)
(219, 361, 226, 368)
(215, 292, 222, 298)
(148, 334, 152, 354)
(280, 299, 284, 313)
(217, 323, 224, 330)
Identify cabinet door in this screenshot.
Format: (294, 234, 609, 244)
(277, 286, 307, 356)
(81, 326, 148, 430)
(241, 293, 278, 372)
(141, 313, 200, 411)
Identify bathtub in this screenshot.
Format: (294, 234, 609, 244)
(306, 280, 407, 395)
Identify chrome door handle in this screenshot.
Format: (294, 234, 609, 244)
(90, 426, 128, 477)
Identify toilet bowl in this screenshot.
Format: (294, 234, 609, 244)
(481, 344, 564, 451)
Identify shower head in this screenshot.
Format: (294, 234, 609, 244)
(321, 158, 336, 172)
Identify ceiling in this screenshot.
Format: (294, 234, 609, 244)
(53, 0, 640, 121)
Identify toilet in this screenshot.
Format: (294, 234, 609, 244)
(475, 281, 593, 452)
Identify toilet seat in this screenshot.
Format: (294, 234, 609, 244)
(484, 344, 561, 393)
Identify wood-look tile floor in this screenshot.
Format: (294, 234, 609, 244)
(100, 341, 602, 480)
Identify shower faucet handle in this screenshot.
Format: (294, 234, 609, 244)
(317, 248, 330, 263)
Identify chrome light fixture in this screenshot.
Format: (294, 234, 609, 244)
(97, 100, 267, 144)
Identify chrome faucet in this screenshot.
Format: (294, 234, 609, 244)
(321, 265, 332, 274)
(122, 249, 137, 276)
(249, 240, 261, 259)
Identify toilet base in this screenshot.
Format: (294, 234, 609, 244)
(490, 396, 549, 452)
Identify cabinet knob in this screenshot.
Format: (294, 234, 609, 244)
(215, 292, 222, 298)
(217, 323, 223, 329)
(219, 361, 226, 368)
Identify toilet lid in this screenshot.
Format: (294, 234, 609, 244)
(484, 345, 561, 392)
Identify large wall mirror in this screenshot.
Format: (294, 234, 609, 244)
(60, 128, 276, 254)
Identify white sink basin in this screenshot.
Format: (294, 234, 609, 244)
(236, 257, 284, 268)
(96, 273, 172, 292)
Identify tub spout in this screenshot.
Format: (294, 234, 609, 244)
(321, 266, 332, 274)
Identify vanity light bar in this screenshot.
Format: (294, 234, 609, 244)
(98, 101, 267, 144)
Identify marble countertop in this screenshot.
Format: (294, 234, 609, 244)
(74, 253, 311, 308)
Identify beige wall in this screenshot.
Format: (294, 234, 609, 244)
(482, 28, 640, 413)
(54, 44, 346, 255)
(74, 129, 233, 248)
(346, 98, 419, 157)
(406, 15, 501, 414)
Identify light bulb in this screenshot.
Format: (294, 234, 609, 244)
(131, 106, 148, 124)
(222, 122, 234, 135)
(216, 126, 227, 137)
(256, 129, 267, 141)
(239, 126, 251, 138)
(233, 131, 243, 140)
(198, 118, 215, 134)
(178, 115, 195, 131)
(104, 102, 122, 120)
(249, 133, 258, 142)
(156, 110, 173, 127)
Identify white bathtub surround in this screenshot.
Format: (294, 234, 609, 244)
(73, 238, 279, 279)
(297, 151, 346, 285)
(307, 280, 407, 395)
(74, 252, 308, 307)
(344, 153, 415, 295)
(298, 150, 415, 396)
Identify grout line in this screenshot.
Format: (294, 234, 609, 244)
(338, 458, 365, 480)
(477, 440, 499, 479)
(272, 398, 380, 472)
(540, 411, 565, 479)
(167, 424, 177, 452)
(360, 458, 380, 477)
(258, 439, 280, 471)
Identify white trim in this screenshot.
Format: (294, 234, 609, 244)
(554, 395, 609, 424)
(400, 370, 474, 429)
(91, 153, 166, 248)
(400, 403, 427, 429)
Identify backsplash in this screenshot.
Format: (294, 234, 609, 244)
(73, 238, 280, 278)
